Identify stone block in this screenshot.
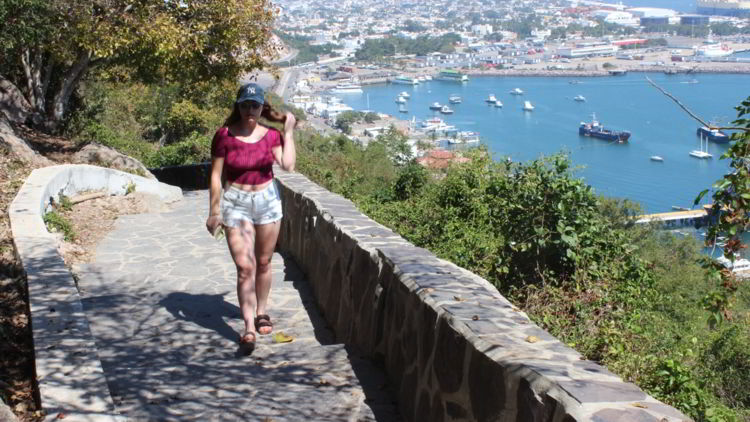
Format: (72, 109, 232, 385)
(433, 316, 467, 394)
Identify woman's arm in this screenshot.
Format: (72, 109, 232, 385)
(273, 113, 296, 172)
(206, 156, 224, 234)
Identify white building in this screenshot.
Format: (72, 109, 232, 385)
(471, 24, 494, 36)
(557, 44, 618, 58)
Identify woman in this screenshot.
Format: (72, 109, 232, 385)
(205, 82, 296, 353)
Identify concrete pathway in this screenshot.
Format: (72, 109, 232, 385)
(75, 191, 401, 421)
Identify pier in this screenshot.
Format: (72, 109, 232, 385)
(635, 205, 712, 227)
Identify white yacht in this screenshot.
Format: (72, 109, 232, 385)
(399, 91, 410, 99)
(395, 96, 407, 104)
(650, 156, 664, 162)
(690, 133, 712, 159)
(717, 256, 750, 275)
(449, 95, 462, 104)
(494, 100, 503, 108)
(522, 101, 534, 111)
(510, 88, 524, 95)
(330, 83, 363, 94)
(440, 105, 454, 114)
(574, 95, 586, 102)
(429, 102, 442, 110)
(486, 94, 498, 103)
(458, 131, 480, 143)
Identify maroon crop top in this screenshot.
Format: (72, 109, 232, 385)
(211, 126, 282, 185)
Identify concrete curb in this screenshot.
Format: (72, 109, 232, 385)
(9, 165, 182, 422)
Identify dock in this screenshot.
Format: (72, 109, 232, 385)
(635, 205, 712, 226)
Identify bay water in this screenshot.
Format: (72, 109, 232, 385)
(341, 72, 749, 213)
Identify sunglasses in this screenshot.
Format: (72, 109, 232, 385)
(239, 101, 262, 110)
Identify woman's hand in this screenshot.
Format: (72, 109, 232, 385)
(284, 112, 296, 133)
(206, 214, 222, 236)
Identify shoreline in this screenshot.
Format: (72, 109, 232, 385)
(464, 67, 750, 77)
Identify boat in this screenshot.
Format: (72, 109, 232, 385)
(680, 79, 699, 84)
(391, 75, 419, 85)
(429, 102, 442, 110)
(695, 42, 734, 57)
(398, 104, 408, 113)
(330, 82, 363, 94)
(395, 96, 407, 104)
(486, 94, 498, 103)
(608, 69, 628, 76)
(449, 95, 462, 104)
(494, 100, 503, 108)
(522, 101, 534, 111)
(578, 113, 631, 143)
(509, 88, 524, 95)
(569, 80, 581, 84)
(717, 256, 750, 276)
(573, 95, 586, 102)
(424, 75, 433, 81)
(458, 131, 480, 143)
(697, 126, 729, 143)
(650, 156, 664, 162)
(436, 69, 469, 82)
(440, 105, 454, 114)
(690, 133, 713, 159)
(399, 91, 410, 99)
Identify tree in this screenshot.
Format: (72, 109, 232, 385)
(0, 0, 277, 131)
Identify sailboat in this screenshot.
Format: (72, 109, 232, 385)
(689, 133, 712, 159)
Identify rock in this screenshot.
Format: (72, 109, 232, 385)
(0, 399, 20, 422)
(73, 142, 156, 179)
(0, 78, 32, 124)
(0, 115, 53, 166)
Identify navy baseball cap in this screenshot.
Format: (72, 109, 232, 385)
(236, 83, 265, 104)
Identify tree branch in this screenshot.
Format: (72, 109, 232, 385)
(645, 76, 748, 132)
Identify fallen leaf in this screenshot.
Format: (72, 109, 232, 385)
(453, 295, 464, 302)
(471, 315, 479, 321)
(525, 335, 540, 343)
(631, 403, 648, 409)
(56, 412, 66, 419)
(273, 332, 294, 343)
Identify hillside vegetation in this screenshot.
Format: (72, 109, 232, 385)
(295, 127, 750, 422)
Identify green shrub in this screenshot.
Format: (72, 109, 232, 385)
(703, 325, 750, 409)
(163, 100, 214, 144)
(145, 132, 211, 168)
(43, 211, 75, 241)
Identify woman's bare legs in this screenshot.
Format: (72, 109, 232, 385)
(254, 220, 281, 334)
(226, 221, 257, 339)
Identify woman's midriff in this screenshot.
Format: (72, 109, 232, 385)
(227, 179, 273, 192)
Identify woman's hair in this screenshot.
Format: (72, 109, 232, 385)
(223, 94, 287, 127)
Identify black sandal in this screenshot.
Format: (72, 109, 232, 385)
(254, 314, 273, 335)
(239, 332, 256, 355)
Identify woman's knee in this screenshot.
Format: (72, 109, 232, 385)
(236, 261, 256, 280)
(256, 256, 272, 275)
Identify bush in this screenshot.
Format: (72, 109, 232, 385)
(163, 100, 214, 144)
(703, 325, 750, 409)
(145, 132, 211, 168)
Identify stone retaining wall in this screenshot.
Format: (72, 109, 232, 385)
(9, 165, 182, 422)
(274, 170, 690, 422)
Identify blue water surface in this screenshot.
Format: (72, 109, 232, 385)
(339, 72, 749, 213)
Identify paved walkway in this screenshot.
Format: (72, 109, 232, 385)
(75, 191, 401, 421)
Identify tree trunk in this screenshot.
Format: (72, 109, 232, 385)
(20, 48, 45, 114)
(47, 50, 91, 131)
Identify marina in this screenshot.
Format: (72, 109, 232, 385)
(319, 72, 749, 213)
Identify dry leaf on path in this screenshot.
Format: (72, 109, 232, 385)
(273, 332, 294, 343)
(525, 335, 540, 343)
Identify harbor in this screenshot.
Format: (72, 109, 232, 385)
(288, 71, 749, 214)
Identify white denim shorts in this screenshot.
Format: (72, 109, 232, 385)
(221, 181, 283, 226)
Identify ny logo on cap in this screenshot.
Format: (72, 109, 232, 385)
(248, 87, 256, 94)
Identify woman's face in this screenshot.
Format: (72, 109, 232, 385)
(238, 100, 263, 122)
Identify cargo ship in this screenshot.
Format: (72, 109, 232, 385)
(697, 0, 750, 17)
(435, 69, 469, 82)
(579, 113, 631, 143)
(697, 126, 730, 143)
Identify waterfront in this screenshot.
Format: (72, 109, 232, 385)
(338, 72, 749, 213)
